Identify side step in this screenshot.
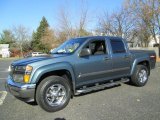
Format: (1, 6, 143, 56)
(75, 78, 129, 95)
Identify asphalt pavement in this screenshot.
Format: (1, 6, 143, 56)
(0, 59, 160, 120)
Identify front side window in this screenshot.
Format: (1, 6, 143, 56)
(110, 40, 126, 53)
(84, 40, 107, 55)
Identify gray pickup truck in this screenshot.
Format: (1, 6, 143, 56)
(6, 36, 156, 112)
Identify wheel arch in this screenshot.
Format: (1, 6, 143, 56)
(30, 62, 76, 97)
(131, 59, 150, 76)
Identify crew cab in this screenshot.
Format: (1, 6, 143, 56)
(6, 36, 156, 112)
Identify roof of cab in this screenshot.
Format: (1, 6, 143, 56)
(74, 36, 123, 41)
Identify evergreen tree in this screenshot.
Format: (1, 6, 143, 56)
(31, 16, 49, 52)
(0, 30, 15, 44)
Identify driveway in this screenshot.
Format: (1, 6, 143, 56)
(0, 59, 160, 120)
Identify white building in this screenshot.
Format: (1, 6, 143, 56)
(148, 35, 160, 47)
(0, 44, 10, 58)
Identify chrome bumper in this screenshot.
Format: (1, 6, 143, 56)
(5, 76, 36, 102)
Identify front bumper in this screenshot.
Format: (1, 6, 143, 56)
(5, 76, 36, 102)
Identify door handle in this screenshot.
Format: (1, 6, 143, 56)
(124, 55, 130, 59)
(104, 57, 111, 61)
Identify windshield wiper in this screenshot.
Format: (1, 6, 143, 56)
(52, 52, 66, 54)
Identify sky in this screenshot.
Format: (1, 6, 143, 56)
(0, 0, 124, 33)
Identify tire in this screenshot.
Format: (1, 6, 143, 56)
(131, 65, 149, 87)
(36, 76, 71, 112)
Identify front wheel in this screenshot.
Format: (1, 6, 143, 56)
(36, 76, 71, 112)
(131, 65, 149, 87)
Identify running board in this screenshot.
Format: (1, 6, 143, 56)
(75, 78, 129, 95)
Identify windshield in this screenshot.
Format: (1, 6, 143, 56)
(52, 38, 86, 54)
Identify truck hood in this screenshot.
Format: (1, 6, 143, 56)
(12, 54, 70, 66)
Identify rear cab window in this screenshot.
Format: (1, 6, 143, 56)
(110, 39, 126, 54)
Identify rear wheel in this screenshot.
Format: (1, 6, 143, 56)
(36, 76, 71, 112)
(131, 65, 149, 87)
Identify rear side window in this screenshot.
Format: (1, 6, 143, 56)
(110, 40, 126, 53)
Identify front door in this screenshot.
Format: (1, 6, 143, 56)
(74, 39, 113, 87)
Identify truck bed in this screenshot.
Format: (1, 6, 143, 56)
(130, 50, 156, 69)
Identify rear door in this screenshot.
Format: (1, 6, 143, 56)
(109, 38, 131, 77)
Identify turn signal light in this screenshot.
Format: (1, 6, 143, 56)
(23, 74, 30, 83)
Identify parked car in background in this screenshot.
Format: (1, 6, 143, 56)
(24, 53, 32, 58)
(31, 52, 47, 57)
(24, 52, 48, 58)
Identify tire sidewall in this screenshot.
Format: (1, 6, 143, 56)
(134, 65, 149, 86)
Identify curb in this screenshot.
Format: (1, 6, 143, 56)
(0, 91, 7, 106)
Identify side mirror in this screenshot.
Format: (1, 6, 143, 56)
(79, 48, 91, 57)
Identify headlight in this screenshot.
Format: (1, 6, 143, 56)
(12, 66, 26, 83)
(13, 74, 24, 83)
(23, 65, 33, 83)
(11, 65, 33, 83)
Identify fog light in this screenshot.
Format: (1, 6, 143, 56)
(23, 74, 30, 83)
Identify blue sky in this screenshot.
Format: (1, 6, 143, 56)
(0, 0, 124, 33)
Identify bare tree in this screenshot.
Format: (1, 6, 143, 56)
(40, 28, 56, 52)
(57, 0, 90, 41)
(77, 0, 90, 36)
(124, 0, 160, 46)
(13, 25, 31, 56)
(98, 7, 135, 40)
(152, 0, 160, 45)
(58, 8, 74, 39)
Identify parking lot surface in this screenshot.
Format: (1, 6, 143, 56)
(0, 59, 160, 120)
